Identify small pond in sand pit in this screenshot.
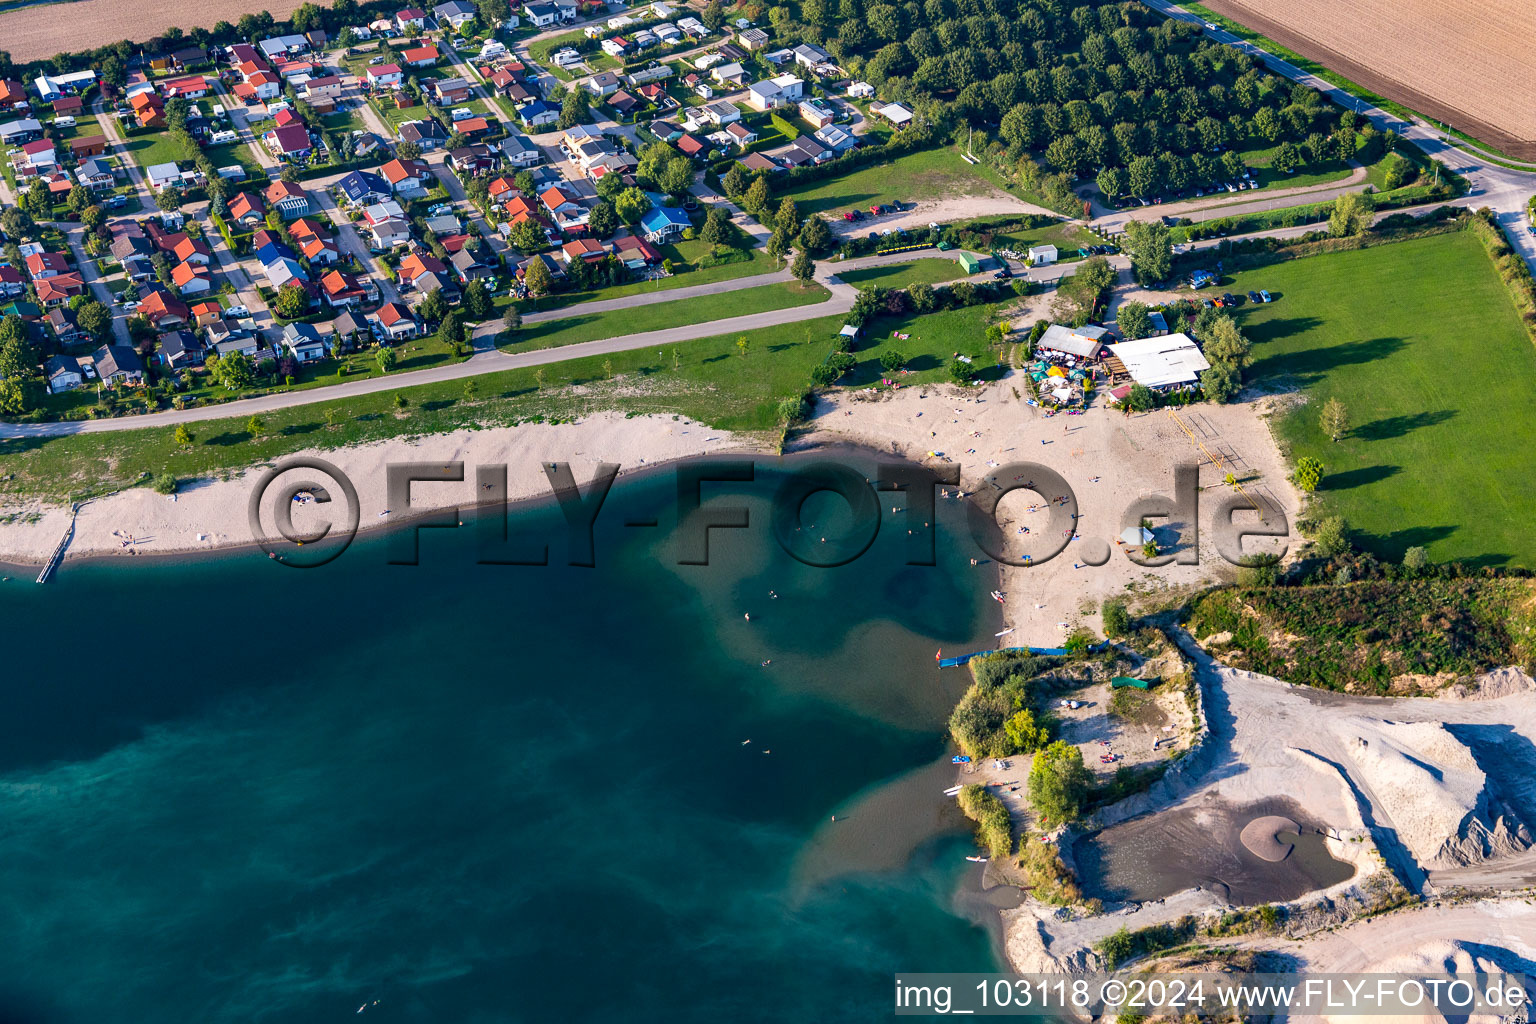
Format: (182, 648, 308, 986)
(1073, 798, 1356, 906)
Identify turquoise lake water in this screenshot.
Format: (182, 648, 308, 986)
(0, 456, 1006, 1022)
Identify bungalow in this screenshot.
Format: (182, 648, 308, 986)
(448, 145, 498, 175)
(654, 23, 681, 43)
(171, 46, 208, 70)
(677, 16, 709, 37)
(92, 344, 145, 387)
(725, 121, 757, 147)
(675, 133, 708, 159)
(32, 70, 95, 102)
(699, 99, 741, 125)
(797, 97, 837, 129)
(401, 44, 440, 68)
(450, 247, 493, 283)
(396, 7, 428, 31)
(434, 0, 478, 27)
(813, 123, 857, 154)
(847, 80, 876, 99)
(171, 261, 212, 295)
(68, 135, 107, 160)
(319, 270, 366, 308)
(35, 273, 84, 306)
(161, 75, 210, 99)
(45, 354, 84, 393)
(369, 218, 413, 250)
(0, 266, 23, 296)
(638, 204, 690, 244)
(780, 135, 830, 166)
(336, 170, 392, 207)
(263, 124, 314, 161)
(0, 118, 42, 144)
(0, 300, 42, 321)
(560, 237, 606, 265)
(214, 336, 262, 359)
(51, 96, 83, 116)
(455, 116, 492, 137)
(365, 64, 406, 90)
(171, 235, 212, 267)
(432, 76, 471, 105)
(143, 162, 183, 191)
(46, 307, 89, 345)
(364, 200, 407, 227)
(157, 330, 204, 368)
(330, 311, 371, 348)
(518, 99, 558, 129)
(257, 33, 309, 60)
(792, 43, 833, 70)
(479, 40, 510, 63)
(282, 322, 328, 363)
(227, 191, 266, 225)
(737, 27, 768, 49)
(610, 233, 661, 269)
(17, 139, 56, 172)
(373, 301, 420, 340)
(381, 156, 433, 194)
(190, 300, 223, 327)
(710, 62, 747, 86)
(648, 118, 683, 142)
(499, 133, 543, 167)
(265, 180, 312, 220)
(718, 43, 746, 61)
(522, 1, 560, 26)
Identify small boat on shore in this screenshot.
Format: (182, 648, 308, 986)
(943, 785, 963, 796)
(952, 755, 971, 764)
(990, 591, 1005, 603)
(966, 856, 989, 863)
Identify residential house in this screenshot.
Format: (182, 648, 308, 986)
(649, 118, 683, 142)
(725, 121, 757, 148)
(329, 311, 371, 349)
(586, 71, 621, 99)
(455, 116, 492, 138)
(138, 288, 190, 329)
(336, 170, 392, 207)
(448, 145, 497, 175)
(109, 234, 155, 281)
(399, 251, 449, 290)
(677, 16, 709, 37)
(518, 99, 558, 129)
(365, 64, 405, 90)
(432, 76, 471, 105)
(872, 101, 913, 128)
(303, 75, 344, 101)
(699, 99, 741, 125)
(161, 75, 209, 99)
(434, 0, 478, 28)
(171, 260, 212, 295)
(157, 330, 204, 368)
(130, 91, 165, 128)
(738, 27, 769, 49)
(172, 235, 212, 266)
(0, 266, 23, 297)
(35, 272, 84, 306)
(792, 43, 833, 70)
(797, 97, 837, 129)
(369, 217, 413, 250)
(93, 344, 145, 387)
(68, 136, 107, 160)
(780, 135, 830, 166)
(600, 37, 630, 59)
(46, 307, 89, 345)
(257, 33, 309, 60)
(265, 179, 312, 218)
(373, 301, 420, 340)
(381, 157, 433, 194)
(538, 185, 589, 232)
(397, 118, 448, 150)
(0, 118, 42, 145)
(813, 123, 858, 154)
(282, 322, 328, 361)
(227, 191, 266, 225)
(710, 62, 747, 87)
(190, 300, 223, 328)
(450, 247, 493, 283)
(0, 80, 27, 113)
(264, 256, 308, 291)
(522, 1, 560, 26)
(627, 63, 674, 87)
(718, 43, 747, 61)
(319, 271, 367, 309)
(243, 71, 283, 101)
(560, 237, 606, 265)
(23, 252, 69, 279)
(610, 233, 661, 270)
(299, 233, 341, 265)
(401, 44, 440, 68)
(654, 23, 681, 44)
(33, 70, 95, 102)
(263, 123, 314, 162)
(45, 355, 84, 393)
(499, 134, 542, 167)
(675, 133, 709, 159)
(51, 96, 83, 116)
(847, 81, 875, 99)
(171, 45, 208, 70)
(638, 204, 690, 243)
(396, 7, 428, 31)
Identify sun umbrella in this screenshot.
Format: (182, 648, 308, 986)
(1120, 526, 1155, 545)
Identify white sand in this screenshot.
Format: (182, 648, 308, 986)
(0, 412, 745, 565)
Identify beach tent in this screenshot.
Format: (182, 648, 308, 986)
(1046, 365, 1067, 378)
(1120, 526, 1154, 545)
(1112, 676, 1150, 690)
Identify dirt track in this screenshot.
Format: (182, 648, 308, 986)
(0, 0, 312, 61)
(1204, 0, 1536, 160)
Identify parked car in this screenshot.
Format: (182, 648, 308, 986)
(1222, 292, 1237, 306)
(1247, 290, 1261, 303)
(993, 267, 1011, 280)
(1259, 290, 1273, 303)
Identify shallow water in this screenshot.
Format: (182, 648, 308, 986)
(1073, 797, 1356, 906)
(0, 455, 1006, 1022)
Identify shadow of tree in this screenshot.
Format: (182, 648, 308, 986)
(1352, 409, 1455, 440)
(1320, 464, 1401, 490)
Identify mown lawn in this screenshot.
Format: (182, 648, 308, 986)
(1230, 228, 1536, 567)
(502, 281, 830, 352)
(835, 258, 967, 288)
(0, 304, 996, 501)
(499, 246, 776, 315)
(775, 148, 1006, 217)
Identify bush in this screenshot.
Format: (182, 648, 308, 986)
(1102, 599, 1130, 637)
(956, 784, 1013, 860)
(1027, 740, 1091, 824)
(151, 471, 177, 495)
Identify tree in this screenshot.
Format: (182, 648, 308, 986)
(1101, 599, 1130, 637)
(376, 347, 398, 372)
(212, 351, 255, 389)
(502, 305, 522, 334)
(743, 176, 771, 215)
(393, 392, 409, 411)
(463, 378, 479, 401)
(66, 185, 91, 214)
(1294, 456, 1323, 492)
(880, 350, 907, 373)
(439, 308, 466, 345)
(418, 287, 448, 324)
(1320, 397, 1349, 440)
(0, 323, 40, 415)
(173, 424, 192, 446)
(587, 199, 617, 238)
(558, 86, 589, 130)
(765, 228, 789, 266)
(735, 335, 749, 358)
(1272, 140, 1302, 174)
(533, 367, 547, 390)
(948, 358, 975, 385)
(908, 282, 936, 312)
(274, 283, 308, 320)
(1204, 316, 1252, 368)
(790, 249, 815, 283)
(1312, 515, 1350, 558)
(1126, 383, 1153, 412)
(81, 205, 106, 232)
(1, 206, 33, 240)
(1096, 166, 1126, 201)
(1402, 546, 1430, 572)
(76, 300, 112, 340)
(1122, 219, 1172, 285)
(602, 358, 614, 379)
(155, 185, 183, 213)
(659, 157, 695, 196)
(776, 395, 804, 425)
(278, 163, 301, 183)
(702, 0, 724, 29)
(1116, 300, 1152, 340)
(1199, 361, 1239, 403)
(510, 219, 547, 253)
(798, 215, 831, 254)
(246, 415, 265, 441)
(699, 207, 729, 249)
(1027, 740, 1091, 823)
(524, 256, 555, 299)
(463, 279, 493, 320)
(773, 197, 799, 235)
(615, 187, 651, 224)
(721, 164, 749, 198)
(323, 407, 342, 430)
(396, 140, 423, 161)
(1329, 191, 1373, 238)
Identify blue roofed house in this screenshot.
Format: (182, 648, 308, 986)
(336, 169, 392, 207)
(255, 240, 298, 266)
(639, 205, 691, 244)
(518, 99, 558, 129)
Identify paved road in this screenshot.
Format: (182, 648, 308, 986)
(1141, 0, 1536, 271)
(1092, 163, 1370, 233)
(60, 224, 131, 346)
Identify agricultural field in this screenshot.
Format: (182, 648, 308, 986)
(1204, 0, 1536, 158)
(0, 0, 312, 62)
(1229, 228, 1536, 567)
(773, 149, 1014, 218)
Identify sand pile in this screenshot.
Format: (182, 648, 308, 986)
(1239, 815, 1300, 862)
(1336, 719, 1532, 868)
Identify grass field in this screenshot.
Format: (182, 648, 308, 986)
(1229, 229, 1536, 567)
(775, 148, 1005, 217)
(835, 258, 967, 288)
(502, 281, 830, 353)
(0, 305, 996, 500)
(503, 246, 776, 315)
(119, 129, 264, 179)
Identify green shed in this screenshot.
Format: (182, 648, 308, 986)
(1111, 676, 1150, 690)
(958, 251, 982, 274)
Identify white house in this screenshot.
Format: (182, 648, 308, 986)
(1027, 244, 1057, 265)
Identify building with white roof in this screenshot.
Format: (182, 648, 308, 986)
(1109, 333, 1210, 390)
